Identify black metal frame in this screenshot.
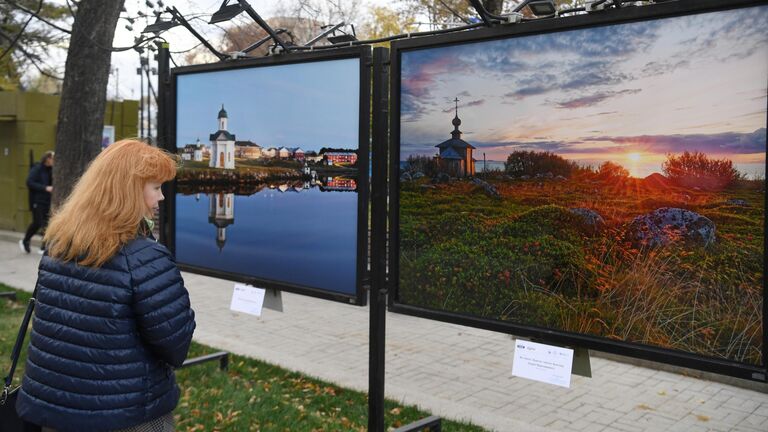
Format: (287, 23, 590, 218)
(369, 46, 388, 432)
(392, 416, 442, 432)
(180, 351, 230, 371)
(369, 45, 442, 432)
(162, 46, 371, 306)
(386, 0, 768, 382)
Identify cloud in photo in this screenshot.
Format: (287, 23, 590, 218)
(555, 89, 641, 109)
(442, 99, 486, 113)
(583, 128, 766, 155)
(399, 4, 768, 170)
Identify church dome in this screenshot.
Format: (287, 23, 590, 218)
(452, 115, 461, 127)
(218, 104, 228, 119)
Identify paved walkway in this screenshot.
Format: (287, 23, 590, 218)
(1, 231, 767, 431)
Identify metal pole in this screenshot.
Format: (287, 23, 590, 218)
(156, 42, 170, 150)
(368, 46, 389, 432)
(169, 7, 227, 61)
(305, 22, 344, 47)
(146, 63, 152, 144)
(368, 45, 443, 432)
(138, 57, 144, 138)
(144, 61, 158, 144)
(156, 41, 171, 246)
(240, 0, 289, 52)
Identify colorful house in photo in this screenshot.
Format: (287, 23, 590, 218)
(323, 177, 357, 191)
(293, 148, 305, 161)
(277, 146, 291, 158)
(325, 152, 358, 165)
(235, 140, 262, 159)
(209, 105, 235, 169)
(181, 147, 193, 161)
(181, 138, 205, 161)
(436, 99, 475, 177)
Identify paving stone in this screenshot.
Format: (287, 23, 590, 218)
(722, 396, 761, 414)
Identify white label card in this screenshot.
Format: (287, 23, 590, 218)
(512, 340, 574, 388)
(230, 283, 266, 317)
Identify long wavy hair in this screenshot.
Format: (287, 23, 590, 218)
(45, 139, 177, 267)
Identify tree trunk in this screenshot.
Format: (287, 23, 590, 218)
(52, 0, 125, 207)
(483, 0, 505, 15)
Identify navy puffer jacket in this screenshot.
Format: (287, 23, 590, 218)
(15, 237, 196, 432)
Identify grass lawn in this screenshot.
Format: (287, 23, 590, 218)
(0, 284, 486, 431)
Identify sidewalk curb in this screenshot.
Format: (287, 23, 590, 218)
(0, 230, 43, 250)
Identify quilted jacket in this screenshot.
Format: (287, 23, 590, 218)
(15, 237, 196, 432)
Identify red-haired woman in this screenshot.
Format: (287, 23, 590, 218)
(15, 140, 196, 432)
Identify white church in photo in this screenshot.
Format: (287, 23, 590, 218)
(209, 105, 236, 169)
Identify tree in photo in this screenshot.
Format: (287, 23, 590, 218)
(662, 151, 742, 189)
(405, 154, 440, 178)
(596, 161, 629, 180)
(504, 150, 580, 178)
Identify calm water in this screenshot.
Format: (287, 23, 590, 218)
(175, 183, 358, 295)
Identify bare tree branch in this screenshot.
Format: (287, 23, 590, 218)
(0, 0, 42, 62)
(437, 0, 471, 24)
(3, 0, 159, 53)
(4, 0, 73, 34)
(6, 38, 64, 80)
(65, 0, 77, 18)
(0, 25, 62, 79)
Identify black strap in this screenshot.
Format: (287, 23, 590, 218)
(1, 288, 37, 404)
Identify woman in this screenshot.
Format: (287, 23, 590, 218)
(15, 140, 196, 432)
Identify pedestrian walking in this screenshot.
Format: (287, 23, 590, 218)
(20, 151, 54, 254)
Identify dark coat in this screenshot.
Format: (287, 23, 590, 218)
(15, 237, 196, 432)
(26, 163, 53, 208)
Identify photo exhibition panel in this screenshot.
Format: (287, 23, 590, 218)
(392, 0, 767, 379)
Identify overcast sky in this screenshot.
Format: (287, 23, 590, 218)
(400, 4, 768, 177)
(106, 0, 384, 101)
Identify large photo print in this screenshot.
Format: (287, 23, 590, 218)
(398, 5, 767, 365)
(175, 58, 361, 296)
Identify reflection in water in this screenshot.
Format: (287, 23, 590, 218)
(208, 192, 234, 251)
(177, 177, 357, 196)
(175, 176, 358, 295)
